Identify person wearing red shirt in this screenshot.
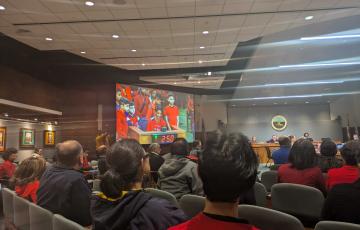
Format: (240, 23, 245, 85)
(169, 131, 259, 230)
(164, 95, 179, 130)
(0, 147, 18, 181)
(326, 142, 359, 190)
(116, 98, 130, 140)
(11, 154, 46, 203)
(147, 110, 167, 132)
(278, 139, 326, 194)
(134, 88, 150, 119)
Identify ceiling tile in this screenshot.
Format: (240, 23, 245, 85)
(40, 0, 80, 13)
(82, 10, 115, 20)
(194, 17, 220, 32)
(93, 22, 122, 33)
(307, 0, 339, 9)
(43, 24, 74, 35)
(166, 0, 195, 7)
(144, 19, 170, 30)
(251, 0, 282, 12)
(139, 7, 167, 18)
(69, 23, 98, 33)
(278, 0, 311, 11)
(167, 6, 195, 17)
(196, 0, 225, 6)
(119, 21, 147, 31)
(16, 25, 50, 35)
(110, 8, 141, 19)
(195, 5, 223, 16)
(55, 11, 87, 21)
(222, 1, 253, 14)
(2, 14, 33, 24)
(243, 14, 273, 27)
(135, 0, 166, 8)
(218, 15, 246, 29)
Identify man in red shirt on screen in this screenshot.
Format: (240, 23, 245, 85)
(164, 95, 179, 131)
(116, 98, 130, 139)
(147, 109, 167, 132)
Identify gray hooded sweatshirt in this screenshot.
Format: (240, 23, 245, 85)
(158, 156, 204, 200)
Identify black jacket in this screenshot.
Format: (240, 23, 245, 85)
(322, 178, 360, 224)
(37, 165, 92, 226)
(91, 190, 187, 230)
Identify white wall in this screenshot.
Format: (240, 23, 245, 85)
(0, 119, 60, 162)
(330, 94, 360, 127)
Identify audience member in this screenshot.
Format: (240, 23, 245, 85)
(169, 130, 259, 230)
(80, 150, 91, 170)
(278, 139, 326, 194)
(10, 154, 46, 203)
(353, 134, 359, 141)
(317, 140, 342, 173)
(289, 135, 296, 146)
(326, 140, 359, 190)
(250, 136, 257, 144)
(37, 140, 92, 226)
(272, 136, 291, 164)
(322, 141, 360, 224)
(96, 145, 109, 175)
(91, 139, 186, 229)
(0, 147, 18, 183)
(148, 143, 164, 183)
(190, 140, 202, 157)
(158, 138, 203, 199)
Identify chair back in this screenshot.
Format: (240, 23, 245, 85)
(144, 188, 178, 207)
(271, 183, 324, 220)
(261, 170, 278, 192)
(92, 179, 101, 192)
(254, 182, 267, 207)
(179, 194, 205, 218)
(29, 202, 53, 230)
(238, 205, 304, 230)
(53, 214, 84, 230)
(14, 195, 30, 230)
(315, 221, 360, 230)
(2, 187, 15, 222)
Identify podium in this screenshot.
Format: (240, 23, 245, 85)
(251, 143, 280, 164)
(128, 126, 186, 144)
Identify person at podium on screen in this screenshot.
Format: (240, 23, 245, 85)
(164, 95, 179, 130)
(147, 109, 167, 132)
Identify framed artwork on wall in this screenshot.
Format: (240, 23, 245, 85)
(0, 127, 6, 152)
(19, 128, 35, 149)
(44, 130, 56, 147)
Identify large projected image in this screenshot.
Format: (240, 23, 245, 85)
(116, 83, 194, 144)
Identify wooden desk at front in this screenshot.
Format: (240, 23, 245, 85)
(251, 143, 280, 164)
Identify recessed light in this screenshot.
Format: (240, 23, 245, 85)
(0, 5, 5, 10)
(85, 1, 94, 6)
(198, 60, 203, 64)
(174, 82, 177, 85)
(305, 16, 314, 20)
(202, 31, 209, 35)
(207, 71, 212, 76)
(305, 101, 310, 104)
(199, 46, 205, 49)
(131, 49, 137, 52)
(231, 104, 236, 107)
(34, 118, 38, 121)
(112, 34, 119, 39)
(45, 37, 53, 41)
(80, 51, 86, 54)
(4, 113, 9, 117)
(273, 102, 278, 105)
(142, 63, 146, 66)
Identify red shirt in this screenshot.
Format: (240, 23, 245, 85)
(147, 118, 167, 131)
(278, 163, 325, 193)
(169, 213, 258, 230)
(134, 94, 150, 118)
(15, 180, 40, 203)
(164, 105, 179, 127)
(116, 110, 128, 139)
(0, 160, 16, 179)
(326, 165, 359, 190)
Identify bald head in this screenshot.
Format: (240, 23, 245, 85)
(56, 140, 83, 167)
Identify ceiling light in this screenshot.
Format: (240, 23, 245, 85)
(207, 71, 212, 76)
(54, 121, 58, 125)
(4, 113, 9, 117)
(112, 34, 119, 39)
(142, 63, 145, 66)
(202, 31, 209, 35)
(174, 82, 177, 85)
(34, 118, 38, 121)
(0, 5, 5, 10)
(199, 46, 205, 49)
(300, 34, 360, 41)
(131, 49, 137, 52)
(198, 60, 203, 64)
(85, 1, 94, 6)
(305, 101, 310, 104)
(305, 16, 314, 20)
(273, 102, 278, 105)
(45, 37, 53, 41)
(197, 81, 201, 84)
(231, 104, 236, 107)
(80, 51, 86, 54)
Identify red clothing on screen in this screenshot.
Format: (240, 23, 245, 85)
(326, 165, 359, 190)
(164, 105, 179, 127)
(278, 163, 326, 193)
(134, 94, 150, 118)
(147, 118, 167, 132)
(0, 160, 16, 179)
(116, 110, 128, 139)
(15, 180, 40, 203)
(168, 213, 259, 230)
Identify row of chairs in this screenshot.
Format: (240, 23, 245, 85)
(2, 188, 84, 230)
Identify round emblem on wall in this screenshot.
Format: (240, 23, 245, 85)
(271, 115, 287, 131)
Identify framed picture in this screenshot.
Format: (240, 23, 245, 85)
(19, 128, 35, 149)
(44, 130, 56, 147)
(0, 127, 6, 152)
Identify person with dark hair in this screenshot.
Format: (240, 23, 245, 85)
(11, 154, 46, 203)
(278, 139, 326, 193)
(158, 138, 203, 199)
(91, 139, 186, 229)
(267, 134, 278, 143)
(322, 141, 360, 224)
(0, 147, 18, 181)
(190, 140, 202, 157)
(326, 140, 359, 190)
(169, 131, 259, 230)
(147, 109, 167, 131)
(317, 140, 342, 173)
(147, 143, 164, 183)
(37, 140, 92, 227)
(272, 136, 291, 164)
(96, 145, 109, 176)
